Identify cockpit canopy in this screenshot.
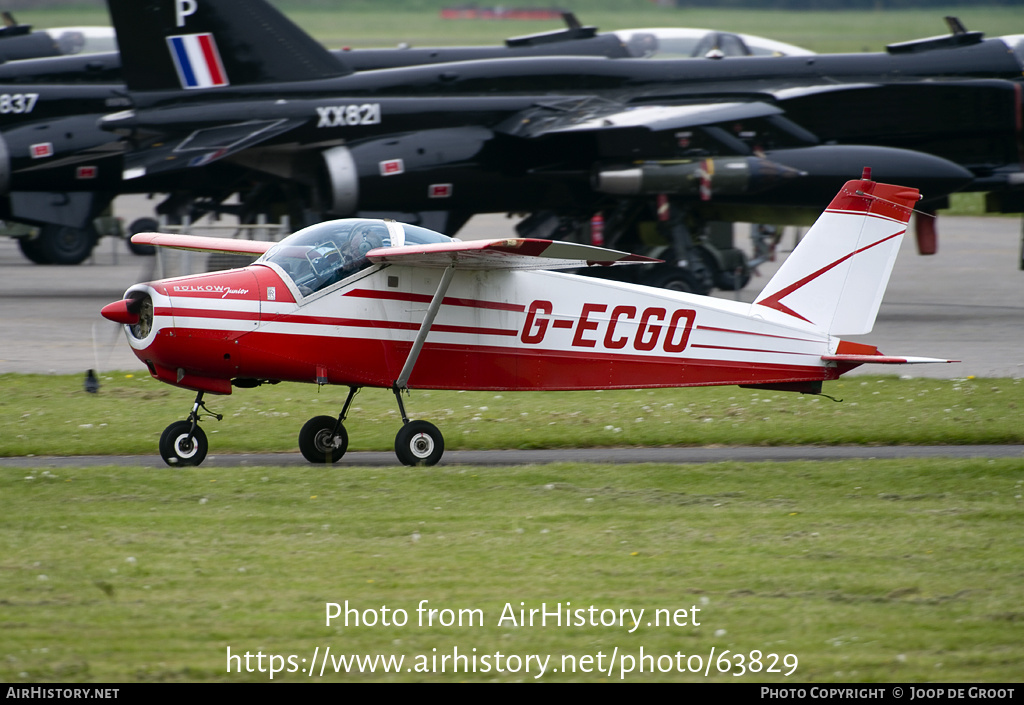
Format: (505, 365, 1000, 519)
(612, 28, 815, 59)
(258, 218, 450, 296)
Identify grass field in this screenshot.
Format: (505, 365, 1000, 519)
(2, 373, 1022, 682)
(2, 373, 1023, 458)
(3, 458, 1022, 682)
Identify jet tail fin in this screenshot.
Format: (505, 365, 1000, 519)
(753, 175, 919, 336)
(106, 0, 350, 92)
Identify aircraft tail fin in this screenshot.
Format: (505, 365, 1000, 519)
(106, 0, 350, 92)
(753, 175, 919, 336)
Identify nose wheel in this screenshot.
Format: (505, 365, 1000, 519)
(159, 391, 220, 467)
(160, 420, 208, 466)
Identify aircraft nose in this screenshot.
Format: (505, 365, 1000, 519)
(101, 298, 140, 325)
(102, 287, 157, 343)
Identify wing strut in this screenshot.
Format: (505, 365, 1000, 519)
(392, 264, 457, 421)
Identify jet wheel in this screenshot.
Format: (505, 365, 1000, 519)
(17, 237, 50, 264)
(127, 218, 159, 256)
(299, 415, 348, 464)
(395, 420, 444, 467)
(159, 420, 208, 467)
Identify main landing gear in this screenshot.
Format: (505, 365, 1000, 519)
(296, 385, 445, 467)
(159, 391, 223, 467)
(159, 385, 446, 468)
(295, 265, 452, 466)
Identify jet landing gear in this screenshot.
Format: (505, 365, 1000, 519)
(159, 391, 222, 467)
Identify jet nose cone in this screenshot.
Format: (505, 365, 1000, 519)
(101, 299, 140, 325)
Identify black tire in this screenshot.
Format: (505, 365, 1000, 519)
(34, 224, 98, 265)
(642, 266, 708, 295)
(714, 267, 751, 292)
(299, 415, 348, 464)
(159, 420, 208, 467)
(698, 247, 751, 291)
(127, 218, 159, 256)
(394, 420, 444, 467)
(16, 236, 50, 264)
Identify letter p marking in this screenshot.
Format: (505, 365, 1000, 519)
(175, 0, 198, 28)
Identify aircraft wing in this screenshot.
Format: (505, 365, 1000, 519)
(367, 238, 659, 270)
(117, 117, 306, 179)
(130, 232, 275, 255)
(501, 98, 782, 139)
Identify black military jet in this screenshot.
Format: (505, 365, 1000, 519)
(0, 11, 812, 265)
(8, 0, 1024, 285)
(0, 12, 115, 63)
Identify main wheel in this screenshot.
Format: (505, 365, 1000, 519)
(127, 218, 158, 256)
(299, 415, 348, 464)
(394, 420, 444, 467)
(34, 224, 98, 265)
(643, 266, 707, 295)
(159, 420, 208, 467)
(17, 236, 50, 264)
(698, 247, 751, 291)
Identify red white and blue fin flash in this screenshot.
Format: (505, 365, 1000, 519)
(167, 33, 229, 89)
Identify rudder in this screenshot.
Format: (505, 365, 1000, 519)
(107, 0, 349, 92)
(753, 177, 919, 336)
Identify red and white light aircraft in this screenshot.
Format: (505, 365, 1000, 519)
(102, 173, 953, 467)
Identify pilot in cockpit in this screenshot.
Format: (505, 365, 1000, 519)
(263, 219, 395, 296)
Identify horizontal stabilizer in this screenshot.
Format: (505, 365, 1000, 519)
(367, 238, 658, 270)
(822, 354, 958, 365)
(131, 233, 274, 256)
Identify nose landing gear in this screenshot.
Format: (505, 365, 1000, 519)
(159, 391, 222, 467)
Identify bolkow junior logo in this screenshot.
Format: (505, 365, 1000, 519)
(173, 284, 250, 298)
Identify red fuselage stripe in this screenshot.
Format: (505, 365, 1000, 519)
(694, 324, 819, 344)
(163, 307, 517, 337)
(344, 288, 527, 312)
